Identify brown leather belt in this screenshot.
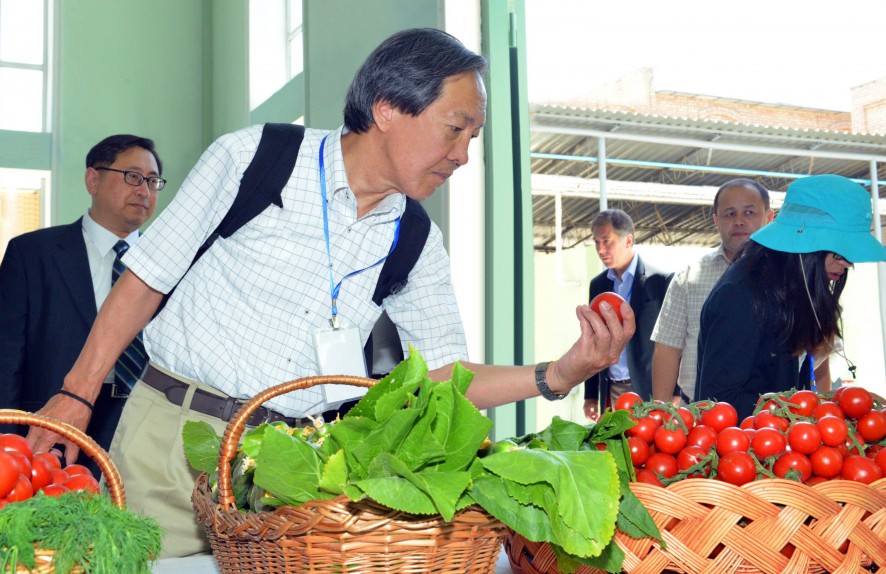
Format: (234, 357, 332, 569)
(140, 365, 311, 428)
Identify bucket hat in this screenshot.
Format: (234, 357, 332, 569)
(750, 174, 886, 263)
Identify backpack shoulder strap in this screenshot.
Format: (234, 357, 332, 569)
(371, 197, 431, 306)
(155, 123, 304, 316)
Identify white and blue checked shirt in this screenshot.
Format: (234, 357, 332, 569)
(125, 125, 467, 417)
(650, 244, 730, 400)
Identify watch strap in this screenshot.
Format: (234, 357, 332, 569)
(535, 361, 567, 401)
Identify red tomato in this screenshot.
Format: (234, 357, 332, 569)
(0, 451, 19, 499)
(634, 467, 664, 486)
(677, 445, 710, 477)
(856, 410, 886, 443)
(40, 483, 70, 498)
(614, 391, 643, 413)
(7, 451, 31, 477)
(756, 396, 780, 413)
(5, 474, 34, 503)
(831, 386, 847, 403)
(30, 457, 53, 492)
(816, 415, 849, 447)
(700, 403, 738, 432)
(654, 425, 687, 455)
(716, 427, 751, 456)
(645, 452, 678, 479)
(739, 416, 755, 430)
(874, 449, 886, 476)
(787, 390, 819, 418)
(0, 434, 33, 459)
(627, 436, 650, 466)
(843, 432, 866, 457)
(63, 464, 92, 478)
(50, 468, 68, 486)
(810, 446, 843, 478)
(754, 411, 790, 433)
(64, 473, 100, 494)
(837, 387, 873, 420)
(773, 451, 813, 482)
(686, 425, 718, 452)
(626, 416, 660, 444)
(841, 455, 883, 484)
(750, 427, 787, 460)
(590, 291, 625, 323)
(717, 451, 757, 486)
(787, 421, 822, 455)
(672, 407, 696, 432)
(33, 452, 62, 471)
(812, 401, 844, 420)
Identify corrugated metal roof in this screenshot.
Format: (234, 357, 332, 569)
(530, 104, 886, 251)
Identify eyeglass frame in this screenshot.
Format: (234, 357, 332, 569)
(95, 167, 166, 191)
(830, 252, 853, 265)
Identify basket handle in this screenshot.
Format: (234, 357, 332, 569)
(0, 409, 126, 508)
(215, 375, 376, 508)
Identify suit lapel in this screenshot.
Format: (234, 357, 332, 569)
(53, 219, 98, 326)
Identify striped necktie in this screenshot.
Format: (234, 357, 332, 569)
(112, 240, 148, 391)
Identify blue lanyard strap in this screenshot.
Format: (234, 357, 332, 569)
(319, 135, 401, 328)
(808, 353, 816, 391)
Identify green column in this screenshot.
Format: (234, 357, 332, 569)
(482, 0, 534, 439)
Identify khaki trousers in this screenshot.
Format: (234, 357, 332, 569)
(107, 363, 229, 559)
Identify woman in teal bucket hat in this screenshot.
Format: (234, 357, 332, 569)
(695, 174, 886, 419)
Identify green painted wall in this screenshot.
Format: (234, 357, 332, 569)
(482, 0, 534, 438)
(49, 0, 248, 227)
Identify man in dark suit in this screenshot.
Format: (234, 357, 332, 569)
(584, 209, 672, 420)
(0, 134, 163, 474)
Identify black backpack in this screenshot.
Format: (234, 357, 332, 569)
(157, 123, 431, 375)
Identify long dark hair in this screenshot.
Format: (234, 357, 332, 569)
(738, 241, 846, 353)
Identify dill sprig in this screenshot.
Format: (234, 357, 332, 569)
(0, 491, 162, 574)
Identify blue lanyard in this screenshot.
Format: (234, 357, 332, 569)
(319, 135, 401, 328)
(808, 353, 816, 391)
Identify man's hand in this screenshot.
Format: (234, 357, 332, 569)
(27, 393, 92, 465)
(547, 300, 635, 396)
(584, 398, 601, 421)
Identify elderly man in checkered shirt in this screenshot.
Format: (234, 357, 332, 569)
(650, 179, 773, 405)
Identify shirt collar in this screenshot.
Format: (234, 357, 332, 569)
(82, 210, 139, 256)
(607, 252, 638, 284)
(325, 125, 405, 221)
(713, 243, 730, 263)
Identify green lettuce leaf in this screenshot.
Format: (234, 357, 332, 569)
(253, 425, 325, 505)
(181, 420, 222, 474)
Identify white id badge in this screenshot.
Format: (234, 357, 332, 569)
(313, 322, 369, 408)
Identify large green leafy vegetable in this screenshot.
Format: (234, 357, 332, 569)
(183, 348, 661, 572)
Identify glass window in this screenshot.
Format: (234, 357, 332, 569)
(0, 168, 49, 259)
(287, 0, 303, 79)
(0, 0, 49, 132)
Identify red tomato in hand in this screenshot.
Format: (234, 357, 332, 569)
(590, 291, 625, 323)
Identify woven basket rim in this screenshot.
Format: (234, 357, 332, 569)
(0, 408, 125, 508)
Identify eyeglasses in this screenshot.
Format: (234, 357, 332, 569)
(831, 252, 853, 265)
(95, 167, 166, 191)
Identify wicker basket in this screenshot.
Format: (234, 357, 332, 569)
(0, 409, 127, 574)
(191, 375, 508, 574)
(505, 477, 886, 574)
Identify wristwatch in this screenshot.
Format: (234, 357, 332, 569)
(535, 361, 568, 401)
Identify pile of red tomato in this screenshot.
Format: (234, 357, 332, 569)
(0, 433, 100, 508)
(619, 386, 886, 487)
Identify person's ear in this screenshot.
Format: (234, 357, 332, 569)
(372, 100, 397, 133)
(625, 233, 634, 249)
(85, 168, 100, 197)
(766, 209, 775, 223)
